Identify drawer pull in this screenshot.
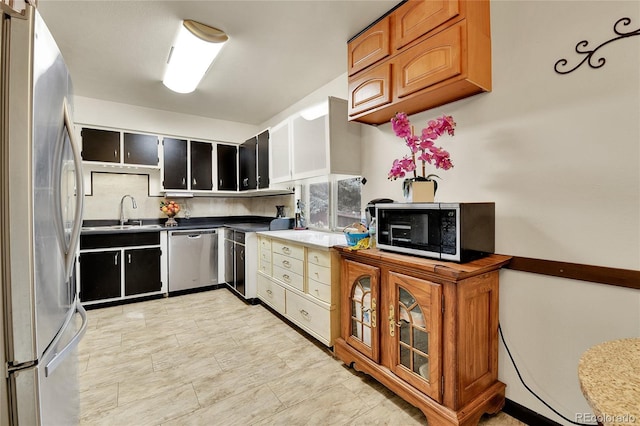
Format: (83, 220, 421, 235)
(314, 255, 319, 261)
(314, 272, 319, 277)
(314, 288, 319, 294)
(282, 274, 290, 282)
(282, 246, 291, 254)
(299, 309, 309, 318)
(282, 260, 291, 268)
(266, 289, 273, 295)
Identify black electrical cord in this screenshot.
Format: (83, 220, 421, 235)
(498, 323, 596, 426)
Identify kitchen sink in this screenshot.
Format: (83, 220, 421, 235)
(82, 224, 164, 231)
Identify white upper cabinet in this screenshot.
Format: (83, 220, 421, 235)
(270, 97, 362, 183)
(269, 119, 292, 184)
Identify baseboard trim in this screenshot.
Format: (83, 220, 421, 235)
(503, 398, 563, 426)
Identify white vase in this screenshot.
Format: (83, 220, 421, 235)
(403, 179, 435, 203)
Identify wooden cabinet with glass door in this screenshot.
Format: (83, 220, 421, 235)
(334, 247, 511, 426)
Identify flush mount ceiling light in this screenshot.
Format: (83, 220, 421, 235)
(162, 20, 228, 94)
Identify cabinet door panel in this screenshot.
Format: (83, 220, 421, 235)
(348, 16, 391, 75)
(79, 251, 121, 302)
(239, 137, 257, 190)
(190, 141, 213, 190)
(342, 259, 380, 362)
(291, 113, 327, 178)
(394, 0, 460, 49)
(124, 248, 161, 296)
(257, 130, 270, 189)
(124, 133, 159, 165)
(81, 128, 120, 163)
(348, 63, 392, 117)
(395, 22, 462, 99)
(388, 271, 442, 402)
(163, 138, 188, 189)
(269, 120, 291, 183)
(217, 144, 237, 191)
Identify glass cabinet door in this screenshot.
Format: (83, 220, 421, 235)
(388, 271, 442, 402)
(342, 260, 380, 362)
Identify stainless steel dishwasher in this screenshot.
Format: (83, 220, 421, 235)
(169, 229, 218, 293)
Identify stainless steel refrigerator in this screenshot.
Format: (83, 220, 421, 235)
(1, 4, 87, 425)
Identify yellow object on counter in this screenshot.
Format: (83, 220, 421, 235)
(347, 237, 370, 250)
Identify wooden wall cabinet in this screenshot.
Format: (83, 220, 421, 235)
(334, 247, 510, 425)
(347, 0, 491, 125)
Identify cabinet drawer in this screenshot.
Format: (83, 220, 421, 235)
(272, 265, 304, 291)
(273, 252, 304, 276)
(259, 259, 271, 276)
(260, 248, 272, 264)
(257, 274, 285, 312)
(348, 62, 392, 117)
(259, 237, 271, 251)
(271, 240, 304, 261)
(393, 0, 461, 49)
(308, 278, 331, 304)
(307, 248, 331, 268)
(348, 15, 391, 76)
(286, 290, 331, 341)
(307, 262, 330, 285)
(394, 21, 463, 99)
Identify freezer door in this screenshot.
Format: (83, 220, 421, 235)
(9, 299, 87, 425)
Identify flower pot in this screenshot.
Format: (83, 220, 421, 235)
(403, 179, 435, 203)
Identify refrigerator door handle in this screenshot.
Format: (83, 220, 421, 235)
(63, 99, 84, 281)
(45, 300, 88, 377)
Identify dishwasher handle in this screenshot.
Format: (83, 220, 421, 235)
(170, 229, 218, 237)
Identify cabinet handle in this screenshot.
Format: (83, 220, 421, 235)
(114, 253, 118, 265)
(127, 151, 130, 159)
(314, 272, 319, 278)
(193, 178, 197, 185)
(282, 274, 290, 282)
(299, 309, 309, 318)
(128, 253, 132, 264)
(313, 255, 319, 262)
(266, 289, 273, 295)
(114, 150, 117, 158)
(282, 260, 291, 268)
(257, 175, 261, 185)
(282, 246, 290, 254)
(371, 298, 377, 328)
(389, 304, 395, 337)
(219, 179, 223, 187)
(182, 177, 186, 186)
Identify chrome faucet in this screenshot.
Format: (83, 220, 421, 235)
(119, 195, 137, 226)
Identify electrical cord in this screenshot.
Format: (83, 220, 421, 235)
(498, 323, 596, 426)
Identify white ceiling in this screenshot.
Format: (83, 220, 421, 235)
(36, 0, 399, 126)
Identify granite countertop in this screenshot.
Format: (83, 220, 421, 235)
(578, 338, 640, 425)
(81, 216, 274, 234)
(257, 229, 347, 249)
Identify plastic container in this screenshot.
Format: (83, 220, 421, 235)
(344, 232, 369, 247)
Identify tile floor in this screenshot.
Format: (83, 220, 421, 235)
(78, 289, 525, 426)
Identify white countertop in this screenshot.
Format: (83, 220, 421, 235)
(257, 229, 347, 249)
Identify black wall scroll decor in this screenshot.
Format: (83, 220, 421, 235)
(554, 17, 640, 75)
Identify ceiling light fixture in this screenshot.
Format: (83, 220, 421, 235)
(162, 20, 228, 94)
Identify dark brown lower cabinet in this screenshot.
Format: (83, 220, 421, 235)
(79, 251, 121, 302)
(334, 247, 511, 426)
(79, 232, 163, 305)
(124, 248, 162, 296)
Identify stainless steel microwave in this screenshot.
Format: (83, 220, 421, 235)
(376, 202, 495, 263)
